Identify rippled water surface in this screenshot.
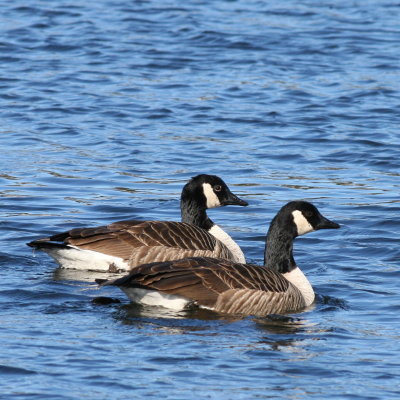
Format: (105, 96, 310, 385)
(1, 1, 400, 399)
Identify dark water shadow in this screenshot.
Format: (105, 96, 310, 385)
(253, 314, 311, 335)
(95, 300, 318, 340)
(315, 293, 350, 312)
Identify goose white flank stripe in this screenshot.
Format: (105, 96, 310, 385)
(27, 174, 248, 272)
(98, 201, 340, 316)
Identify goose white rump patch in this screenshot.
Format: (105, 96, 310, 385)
(41, 246, 130, 272)
(122, 288, 190, 310)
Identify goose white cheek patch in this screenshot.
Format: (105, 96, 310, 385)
(292, 210, 314, 236)
(202, 183, 221, 208)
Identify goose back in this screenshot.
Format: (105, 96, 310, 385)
(29, 221, 235, 272)
(103, 256, 307, 315)
(27, 174, 248, 271)
(98, 201, 340, 315)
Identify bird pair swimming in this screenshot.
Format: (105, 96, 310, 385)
(28, 174, 340, 317)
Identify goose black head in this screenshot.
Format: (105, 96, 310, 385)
(264, 200, 340, 271)
(284, 201, 340, 237)
(181, 174, 248, 209)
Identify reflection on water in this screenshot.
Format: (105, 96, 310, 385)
(115, 302, 244, 324)
(52, 266, 124, 283)
(254, 314, 312, 335)
(316, 294, 350, 312)
(111, 301, 316, 340)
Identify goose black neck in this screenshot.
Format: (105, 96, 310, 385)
(180, 197, 214, 231)
(263, 213, 297, 274)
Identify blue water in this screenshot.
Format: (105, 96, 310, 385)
(1, 0, 400, 398)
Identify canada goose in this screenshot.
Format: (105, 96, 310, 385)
(27, 174, 248, 272)
(98, 201, 340, 316)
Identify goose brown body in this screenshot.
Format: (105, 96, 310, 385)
(105, 256, 307, 316)
(99, 201, 340, 316)
(30, 221, 235, 272)
(27, 174, 248, 272)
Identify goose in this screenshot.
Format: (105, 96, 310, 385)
(98, 201, 340, 316)
(27, 174, 248, 272)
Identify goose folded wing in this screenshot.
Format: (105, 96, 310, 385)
(30, 221, 234, 266)
(105, 257, 300, 314)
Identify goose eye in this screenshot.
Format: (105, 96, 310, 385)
(304, 211, 313, 217)
(214, 185, 222, 192)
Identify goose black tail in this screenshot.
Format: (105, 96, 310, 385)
(27, 240, 69, 250)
